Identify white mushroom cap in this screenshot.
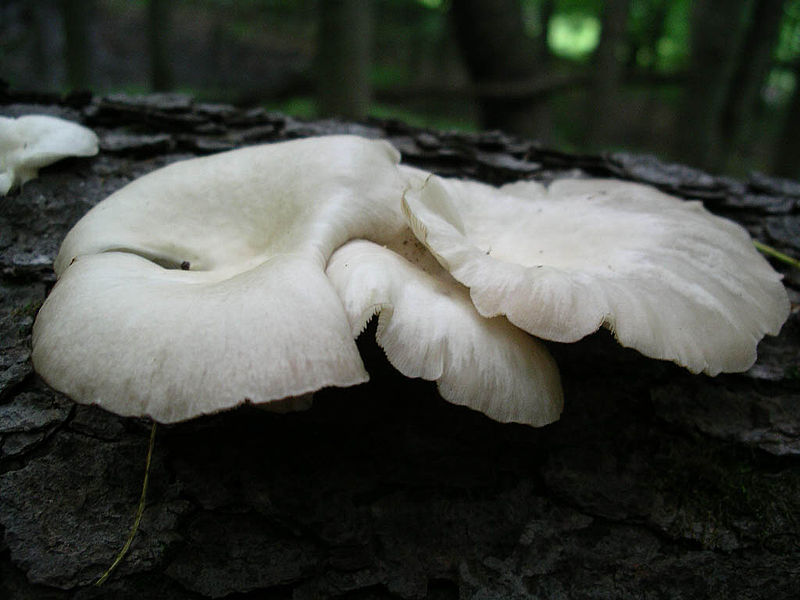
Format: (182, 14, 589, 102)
(326, 233, 563, 426)
(55, 135, 407, 276)
(402, 176, 790, 375)
(33, 136, 411, 422)
(0, 115, 98, 195)
(33, 253, 366, 423)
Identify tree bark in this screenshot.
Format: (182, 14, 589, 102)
(315, 0, 373, 120)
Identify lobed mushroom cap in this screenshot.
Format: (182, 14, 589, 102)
(327, 233, 563, 426)
(55, 135, 407, 276)
(0, 115, 98, 195)
(33, 253, 366, 423)
(33, 136, 411, 422)
(402, 176, 790, 375)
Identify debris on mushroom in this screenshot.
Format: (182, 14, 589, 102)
(33, 135, 411, 423)
(326, 232, 563, 426)
(0, 115, 98, 195)
(402, 175, 791, 375)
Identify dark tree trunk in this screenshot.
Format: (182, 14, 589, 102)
(60, 0, 91, 91)
(721, 0, 786, 168)
(625, 0, 668, 74)
(148, 0, 173, 92)
(27, 3, 50, 88)
(773, 62, 800, 178)
(533, 0, 555, 64)
(677, 0, 753, 171)
(450, 0, 551, 140)
(586, 0, 631, 149)
(316, 0, 373, 120)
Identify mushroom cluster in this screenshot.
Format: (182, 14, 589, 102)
(0, 115, 98, 195)
(31, 135, 790, 427)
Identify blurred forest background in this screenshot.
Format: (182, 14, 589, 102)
(1, 0, 799, 179)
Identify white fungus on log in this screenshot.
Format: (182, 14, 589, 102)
(31, 136, 790, 426)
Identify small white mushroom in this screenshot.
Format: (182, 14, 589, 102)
(0, 115, 98, 195)
(33, 136, 411, 423)
(326, 233, 563, 426)
(402, 176, 790, 375)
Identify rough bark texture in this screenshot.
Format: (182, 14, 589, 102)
(1, 91, 799, 600)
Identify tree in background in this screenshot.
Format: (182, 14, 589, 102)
(450, 0, 551, 140)
(2, 0, 798, 178)
(676, 0, 752, 171)
(721, 0, 785, 167)
(60, 0, 92, 91)
(316, 0, 373, 119)
(585, 0, 631, 148)
(774, 58, 800, 178)
(148, 0, 174, 92)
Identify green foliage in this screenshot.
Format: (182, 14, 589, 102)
(547, 0, 602, 60)
(765, 68, 797, 108)
(541, 0, 690, 67)
(776, 0, 800, 63)
(263, 94, 476, 132)
(520, 0, 551, 39)
(626, 0, 690, 71)
(369, 103, 477, 131)
(263, 96, 317, 119)
(414, 0, 446, 9)
(553, 0, 603, 14)
(372, 64, 413, 89)
(766, 0, 800, 108)
(10, 0, 795, 177)
(548, 12, 601, 60)
(652, 0, 690, 70)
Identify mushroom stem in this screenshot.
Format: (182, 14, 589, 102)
(95, 421, 157, 586)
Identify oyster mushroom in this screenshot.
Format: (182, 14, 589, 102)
(33, 135, 563, 426)
(0, 114, 98, 195)
(327, 233, 563, 426)
(32, 136, 411, 422)
(402, 175, 790, 375)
